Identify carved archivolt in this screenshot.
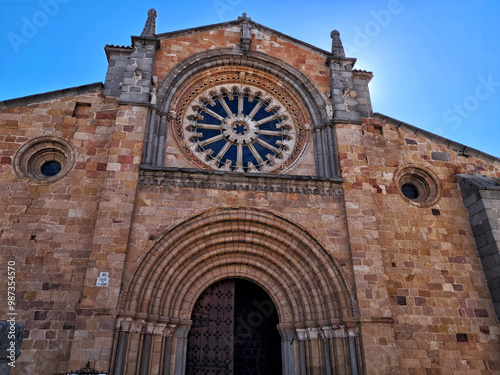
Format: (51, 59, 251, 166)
(120, 207, 357, 327)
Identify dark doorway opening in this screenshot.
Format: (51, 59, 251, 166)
(186, 279, 282, 375)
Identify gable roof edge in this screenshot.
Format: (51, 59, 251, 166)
(154, 19, 332, 57)
(374, 112, 499, 164)
(0, 82, 104, 110)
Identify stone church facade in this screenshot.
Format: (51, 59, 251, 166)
(1, 9, 499, 375)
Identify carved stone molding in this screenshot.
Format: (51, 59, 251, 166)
(139, 167, 344, 196)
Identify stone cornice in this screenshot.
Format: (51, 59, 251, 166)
(139, 166, 344, 196)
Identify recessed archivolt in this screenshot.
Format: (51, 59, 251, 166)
(156, 49, 328, 127)
(121, 207, 356, 327)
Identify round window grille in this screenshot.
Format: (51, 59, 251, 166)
(183, 85, 297, 173)
(13, 136, 76, 182)
(395, 166, 440, 206)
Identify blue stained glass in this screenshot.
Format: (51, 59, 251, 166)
(252, 142, 272, 160)
(253, 105, 273, 122)
(224, 94, 238, 114)
(197, 128, 220, 142)
(224, 144, 237, 165)
(198, 111, 221, 125)
(208, 97, 225, 116)
(242, 147, 259, 168)
(258, 133, 280, 148)
(188, 88, 293, 172)
(205, 138, 226, 156)
(243, 97, 258, 114)
(234, 124, 247, 135)
(259, 119, 280, 131)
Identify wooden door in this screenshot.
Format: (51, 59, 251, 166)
(186, 279, 235, 375)
(186, 279, 281, 375)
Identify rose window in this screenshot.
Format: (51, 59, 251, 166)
(183, 85, 296, 172)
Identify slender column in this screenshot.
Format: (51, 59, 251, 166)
(162, 337, 173, 375)
(322, 339, 333, 375)
(151, 113, 160, 167)
(143, 109, 156, 165)
(279, 329, 296, 375)
(321, 127, 330, 177)
(156, 114, 168, 167)
(320, 326, 335, 375)
(126, 320, 146, 373)
(295, 328, 308, 375)
(172, 326, 190, 375)
(348, 332, 359, 375)
(298, 341, 306, 375)
(313, 130, 325, 178)
(139, 334, 153, 375)
(313, 123, 339, 179)
(113, 331, 128, 375)
(326, 125, 338, 177)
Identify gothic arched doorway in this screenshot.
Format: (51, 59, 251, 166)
(186, 279, 282, 375)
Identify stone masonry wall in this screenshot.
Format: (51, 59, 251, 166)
(0, 91, 111, 373)
(154, 26, 331, 96)
(337, 118, 500, 374)
(124, 173, 352, 293)
(0, 93, 147, 374)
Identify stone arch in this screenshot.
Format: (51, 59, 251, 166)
(142, 48, 335, 174)
(121, 206, 355, 325)
(112, 208, 362, 374)
(156, 48, 328, 127)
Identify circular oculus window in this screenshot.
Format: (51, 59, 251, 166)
(395, 166, 440, 206)
(183, 85, 297, 173)
(13, 136, 76, 182)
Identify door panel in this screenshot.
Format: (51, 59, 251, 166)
(186, 279, 281, 375)
(186, 279, 235, 375)
(234, 280, 282, 375)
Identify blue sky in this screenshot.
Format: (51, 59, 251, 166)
(1, 0, 499, 157)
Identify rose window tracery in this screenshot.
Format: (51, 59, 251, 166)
(183, 85, 297, 172)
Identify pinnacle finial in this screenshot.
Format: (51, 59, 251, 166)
(240, 16, 252, 53)
(141, 8, 157, 37)
(330, 30, 345, 58)
(238, 12, 251, 21)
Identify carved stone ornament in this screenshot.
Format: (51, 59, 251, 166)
(141, 8, 157, 38)
(182, 84, 297, 173)
(238, 13, 252, 53)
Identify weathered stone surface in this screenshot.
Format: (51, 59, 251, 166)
(0, 10, 499, 375)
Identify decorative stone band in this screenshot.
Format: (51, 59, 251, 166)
(138, 167, 344, 196)
(113, 315, 385, 341)
(296, 325, 348, 341)
(115, 317, 176, 338)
